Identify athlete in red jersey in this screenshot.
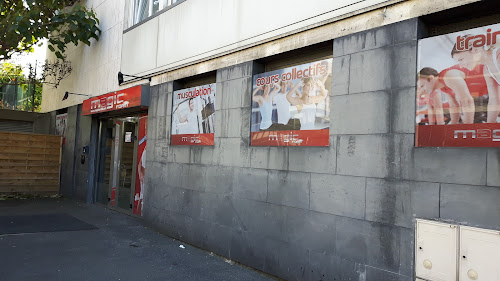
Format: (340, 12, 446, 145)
(417, 67, 460, 125)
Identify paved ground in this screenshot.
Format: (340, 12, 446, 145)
(0, 198, 277, 281)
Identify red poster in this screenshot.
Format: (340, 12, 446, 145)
(82, 85, 143, 115)
(416, 23, 500, 147)
(251, 59, 332, 147)
(171, 84, 216, 146)
(133, 115, 147, 215)
(251, 129, 329, 146)
(171, 133, 214, 145)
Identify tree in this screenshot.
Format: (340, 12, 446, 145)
(0, 61, 43, 112)
(0, 0, 101, 60)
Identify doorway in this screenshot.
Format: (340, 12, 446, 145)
(95, 116, 139, 213)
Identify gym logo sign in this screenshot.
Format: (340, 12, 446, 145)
(454, 129, 500, 141)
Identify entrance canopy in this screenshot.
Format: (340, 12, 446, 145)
(82, 85, 150, 116)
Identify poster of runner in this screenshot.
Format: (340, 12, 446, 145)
(55, 113, 68, 145)
(416, 23, 500, 147)
(250, 59, 332, 146)
(171, 83, 216, 145)
(133, 114, 147, 216)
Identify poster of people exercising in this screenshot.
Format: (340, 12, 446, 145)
(416, 23, 500, 147)
(250, 59, 332, 146)
(171, 83, 216, 145)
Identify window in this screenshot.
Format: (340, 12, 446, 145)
(130, 0, 180, 26)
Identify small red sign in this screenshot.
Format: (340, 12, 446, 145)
(171, 133, 215, 146)
(251, 129, 329, 146)
(82, 85, 143, 115)
(416, 124, 500, 147)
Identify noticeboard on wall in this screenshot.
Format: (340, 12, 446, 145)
(416, 23, 500, 147)
(250, 59, 332, 146)
(171, 83, 216, 145)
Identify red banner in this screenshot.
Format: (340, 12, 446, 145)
(251, 129, 329, 146)
(171, 133, 214, 145)
(82, 85, 143, 115)
(416, 124, 500, 147)
(133, 115, 147, 215)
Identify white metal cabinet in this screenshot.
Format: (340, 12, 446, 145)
(459, 226, 500, 281)
(416, 219, 458, 281)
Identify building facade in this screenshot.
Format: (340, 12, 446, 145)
(42, 0, 500, 280)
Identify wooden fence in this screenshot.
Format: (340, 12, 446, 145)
(0, 132, 62, 195)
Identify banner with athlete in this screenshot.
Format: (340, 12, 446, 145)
(416, 23, 500, 147)
(133, 114, 147, 216)
(171, 83, 216, 145)
(250, 59, 332, 146)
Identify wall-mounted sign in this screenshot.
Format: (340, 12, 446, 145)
(416, 23, 500, 147)
(55, 113, 68, 145)
(171, 83, 216, 145)
(250, 59, 332, 146)
(82, 85, 149, 115)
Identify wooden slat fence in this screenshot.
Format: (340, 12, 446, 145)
(0, 132, 62, 195)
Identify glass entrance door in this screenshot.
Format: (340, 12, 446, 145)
(95, 117, 139, 212)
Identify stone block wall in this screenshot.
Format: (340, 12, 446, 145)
(143, 18, 500, 281)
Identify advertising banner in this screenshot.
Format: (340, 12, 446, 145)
(55, 113, 68, 144)
(250, 59, 332, 146)
(171, 83, 216, 145)
(82, 85, 143, 115)
(133, 114, 147, 216)
(417, 23, 500, 147)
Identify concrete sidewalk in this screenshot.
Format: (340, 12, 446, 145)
(0, 198, 277, 281)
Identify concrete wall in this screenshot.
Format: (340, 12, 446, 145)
(143, 18, 500, 281)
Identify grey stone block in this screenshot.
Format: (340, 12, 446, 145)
(284, 207, 336, 254)
(166, 91, 173, 115)
(349, 47, 392, 94)
(391, 42, 417, 89)
(216, 137, 251, 167)
(400, 144, 487, 185)
(250, 146, 289, 170)
(288, 137, 336, 174)
(216, 61, 254, 82)
(365, 178, 440, 228)
(440, 184, 500, 230)
(166, 145, 191, 164)
(336, 217, 403, 273)
(156, 116, 167, 140)
(189, 145, 215, 166)
(365, 266, 412, 281)
(487, 149, 500, 187)
(181, 164, 206, 191)
(215, 81, 224, 111)
(220, 77, 252, 109)
(267, 171, 310, 209)
(233, 167, 268, 201)
(162, 162, 184, 188)
(331, 55, 350, 96)
(331, 91, 390, 134)
(230, 198, 286, 238)
(393, 18, 419, 45)
(156, 90, 168, 117)
(391, 87, 416, 134)
(216, 108, 243, 138)
(333, 26, 393, 56)
(199, 220, 233, 258)
(148, 85, 159, 117)
(274, 242, 310, 281)
(399, 227, 414, 277)
(336, 134, 402, 178)
(240, 107, 251, 139)
(310, 174, 366, 219)
(199, 193, 235, 227)
(204, 165, 235, 194)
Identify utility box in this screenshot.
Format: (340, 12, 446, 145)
(459, 226, 500, 281)
(416, 219, 458, 281)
